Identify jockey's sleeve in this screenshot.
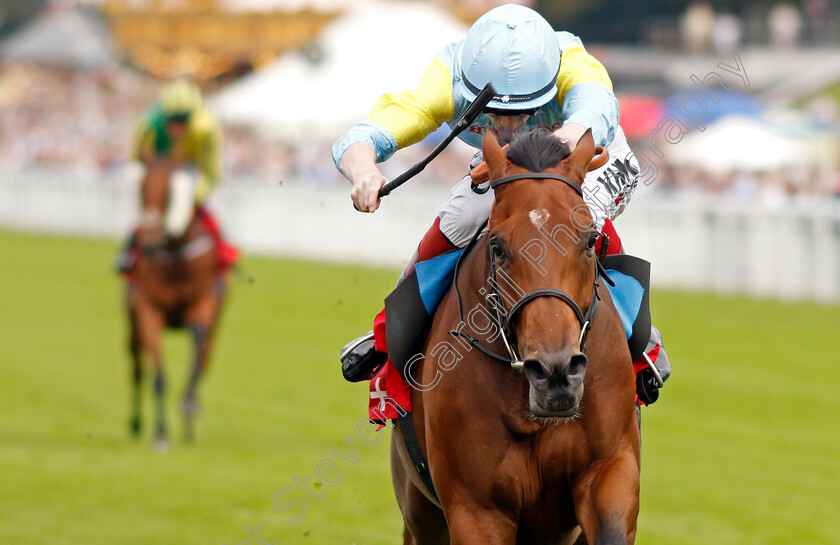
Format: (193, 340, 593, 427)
(132, 114, 157, 164)
(554, 35, 619, 148)
(332, 57, 455, 169)
(191, 110, 223, 202)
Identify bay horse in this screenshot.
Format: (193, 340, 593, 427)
(126, 160, 228, 446)
(390, 130, 641, 544)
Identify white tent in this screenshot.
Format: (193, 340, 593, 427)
(668, 116, 809, 173)
(209, 1, 468, 139)
(0, 9, 116, 70)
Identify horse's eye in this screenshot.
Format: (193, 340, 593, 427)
(490, 239, 506, 260)
(586, 232, 600, 252)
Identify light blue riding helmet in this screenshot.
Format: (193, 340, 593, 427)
(460, 5, 561, 112)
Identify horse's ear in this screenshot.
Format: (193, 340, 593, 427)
(482, 131, 508, 179)
(588, 146, 610, 172)
(566, 128, 596, 179)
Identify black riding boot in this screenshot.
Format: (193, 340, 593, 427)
(339, 331, 388, 383)
(636, 326, 671, 405)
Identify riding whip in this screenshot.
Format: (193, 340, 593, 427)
(377, 83, 497, 198)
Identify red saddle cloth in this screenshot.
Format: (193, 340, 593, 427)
(368, 308, 412, 425)
(194, 206, 240, 271)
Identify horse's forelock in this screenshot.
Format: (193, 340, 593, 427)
(506, 131, 571, 173)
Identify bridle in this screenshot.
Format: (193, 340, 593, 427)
(450, 172, 613, 371)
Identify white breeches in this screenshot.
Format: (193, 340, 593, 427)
(165, 168, 198, 238)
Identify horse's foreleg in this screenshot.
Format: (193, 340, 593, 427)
(152, 365, 168, 448)
(390, 428, 448, 545)
(129, 313, 143, 437)
(572, 447, 640, 545)
(182, 322, 209, 442)
(127, 287, 143, 437)
(182, 288, 225, 442)
(446, 503, 517, 545)
(137, 301, 167, 447)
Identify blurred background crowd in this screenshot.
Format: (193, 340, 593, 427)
(2, 0, 840, 202)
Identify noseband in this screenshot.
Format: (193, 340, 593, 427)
(451, 172, 612, 371)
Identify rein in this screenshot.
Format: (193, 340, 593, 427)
(450, 172, 613, 371)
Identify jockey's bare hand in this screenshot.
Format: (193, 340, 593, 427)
(553, 123, 587, 151)
(339, 143, 389, 213)
(349, 171, 388, 213)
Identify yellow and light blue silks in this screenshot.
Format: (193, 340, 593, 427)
(332, 31, 618, 169)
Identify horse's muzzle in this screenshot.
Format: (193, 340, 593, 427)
(523, 353, 587, 417)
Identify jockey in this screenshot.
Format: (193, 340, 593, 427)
(334, 5, 670, 403)
(116, 79, 238, 275)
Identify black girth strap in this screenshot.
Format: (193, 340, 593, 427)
(398, 412, 439, 502)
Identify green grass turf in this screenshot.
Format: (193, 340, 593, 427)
(0, 229, 838, 545)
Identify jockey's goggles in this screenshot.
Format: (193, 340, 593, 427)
(483, 107, 538, 117)
(166, 113, 190, 124)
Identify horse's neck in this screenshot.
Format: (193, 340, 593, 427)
(457, 236, 493, 307)
(174, 214, 203, 244)
(445, 235, 505, 350)
(142, 172, 171, 211)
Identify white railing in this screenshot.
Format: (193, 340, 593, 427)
(2, 168, 839, 302)
(619, 190, 840, 302)
(0, 167, 451, 268)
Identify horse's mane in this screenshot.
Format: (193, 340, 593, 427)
(504, 131, 571, 173)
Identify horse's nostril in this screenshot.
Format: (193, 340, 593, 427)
(523, 359, 549, 383)
(568, 354, 588, 378)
